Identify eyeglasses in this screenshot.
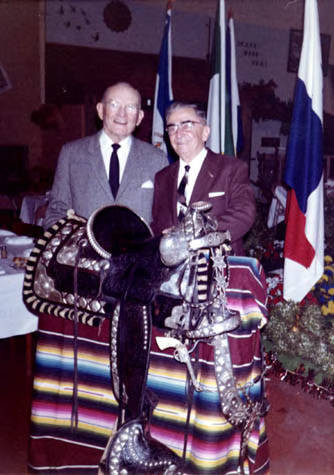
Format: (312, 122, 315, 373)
(105, 99, 139, 114)
(165, 120, 202, 135)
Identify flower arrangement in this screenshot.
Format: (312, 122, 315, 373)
(244, 197, 334, 398)
(313, 255, 334, 317)
(261, 254, 334, 405)
(263, 300, 334, 378)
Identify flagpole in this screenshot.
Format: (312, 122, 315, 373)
(229, 14, 243, 156)
(229, 15, 237, 155)
(219, 0, 225, 153)
(224, 12, 234, 155)
(152, 0, 174, 157)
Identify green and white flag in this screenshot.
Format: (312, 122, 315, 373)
(206, 0, 225, 154)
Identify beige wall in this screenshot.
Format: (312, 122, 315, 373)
(0, 0, 332, 174)
(45, 0, 334, 114)
(0, 0, 44, 169)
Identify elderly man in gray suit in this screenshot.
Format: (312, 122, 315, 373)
(44, 82, 167, 229)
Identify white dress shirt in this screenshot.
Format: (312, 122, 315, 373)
(177, 148, 208, 206)
(99, 130, 132, 183)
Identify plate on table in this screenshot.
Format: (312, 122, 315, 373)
(3, 235, 34, 259)
(0, 229, 15, 237)
(4, 236, 34, 246)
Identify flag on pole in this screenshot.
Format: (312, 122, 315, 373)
(224, 14, 234, 156)
(283, 0, 324, 302)
(206, 0, 225, 154)
(152, 1, 174, 158)
(228, 15, 244, 156)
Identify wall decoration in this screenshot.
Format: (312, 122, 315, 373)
(237, 40, 268, 69)
(103, 1, 132, 33)
(0, 63, 11, 95)
(56, 0, 100, 42)
(287, 29, 331, 76)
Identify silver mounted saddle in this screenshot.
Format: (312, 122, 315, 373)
(23, 202, 268, 474)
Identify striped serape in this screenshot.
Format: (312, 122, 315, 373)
(28, 256, 269, 474)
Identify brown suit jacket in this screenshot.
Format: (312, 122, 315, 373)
(151, 149, 255, 255)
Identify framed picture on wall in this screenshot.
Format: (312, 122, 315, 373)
(0, 63, 11, 94)
(287, 29, 331, 76)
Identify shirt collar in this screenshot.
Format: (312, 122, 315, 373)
(100, 130, 132, 152)
(178, 147, 207, 173)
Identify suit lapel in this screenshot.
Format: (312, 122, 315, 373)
(117, 138, 137, 200)
(190, 151, 217, 204)
(87, 131, 113, 198)
(167, 162, 179, 224)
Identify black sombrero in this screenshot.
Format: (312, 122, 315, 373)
(86, 205, 153, 259)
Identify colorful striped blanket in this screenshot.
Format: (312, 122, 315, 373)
(28, 256, 269, 474)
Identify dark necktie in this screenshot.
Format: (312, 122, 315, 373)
(177, 164, 190, 221)
(109, 143, 120, 198)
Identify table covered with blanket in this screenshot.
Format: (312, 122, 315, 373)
(28, 256, 269, 474)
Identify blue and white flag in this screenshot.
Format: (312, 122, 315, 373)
(206, 0, 225, 154)
(152, 1, 173, 158)
(283, 0, 324, 302)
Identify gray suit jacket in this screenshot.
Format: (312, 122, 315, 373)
(44, 131, 167, 229)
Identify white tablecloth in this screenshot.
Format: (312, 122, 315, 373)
(0, 230, 38, 338)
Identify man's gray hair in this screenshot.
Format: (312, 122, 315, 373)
(165, 102, 207, 124)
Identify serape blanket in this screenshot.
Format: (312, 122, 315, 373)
(28, 256, 269, 474)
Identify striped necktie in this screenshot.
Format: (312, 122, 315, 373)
(177, 164, 190, 221)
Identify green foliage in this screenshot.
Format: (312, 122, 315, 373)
(246, 194, 334, 381)
(263, 303, 334, 379)
(240, 80, 293, 132)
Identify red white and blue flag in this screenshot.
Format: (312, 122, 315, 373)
(283, 0, 324, 302)
(152, 1, 174, 158)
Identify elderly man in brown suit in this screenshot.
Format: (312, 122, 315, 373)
(151, 101, 255, 254)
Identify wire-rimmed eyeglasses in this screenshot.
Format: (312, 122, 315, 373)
(105, 99, 139, 114)
(165, 120, 202, 135)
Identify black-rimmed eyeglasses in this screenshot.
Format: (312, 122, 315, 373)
(165, 120, 202, 135)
